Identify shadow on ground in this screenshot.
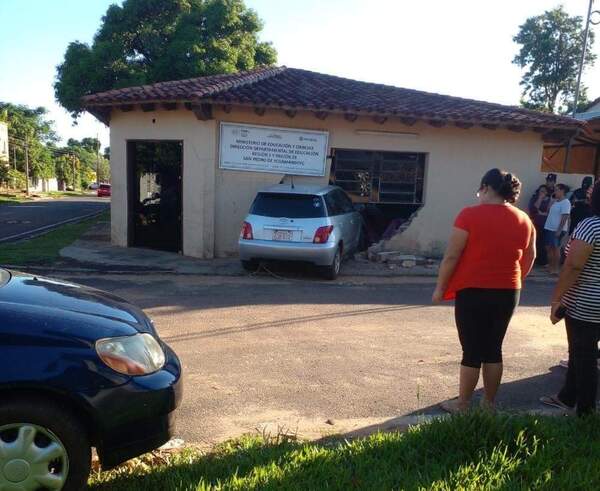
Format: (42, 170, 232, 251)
(328, 366, 578, 441)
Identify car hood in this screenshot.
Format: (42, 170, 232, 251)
(0, 270, 153, 333)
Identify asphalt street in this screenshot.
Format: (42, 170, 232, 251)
(0, 197, 109, 242)
(56, 272, 572, 447)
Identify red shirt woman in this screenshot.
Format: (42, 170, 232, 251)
(432, 168, 536, 414)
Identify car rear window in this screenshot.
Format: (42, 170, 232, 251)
(100, 184, 111, 189)
(250, 193, 326, 218)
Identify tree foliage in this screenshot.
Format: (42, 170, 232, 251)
(513, 6, 596, 114)
(65, 138, 110, 186)
(55, 0, 277, 117)
(0, 102, 109, 189)
(0, 103, 58, 180)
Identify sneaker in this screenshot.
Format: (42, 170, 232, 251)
(540, 395, 574, 412)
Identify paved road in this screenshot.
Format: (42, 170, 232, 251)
(0, 197, 109, 242)
(55, 272, 572, 447)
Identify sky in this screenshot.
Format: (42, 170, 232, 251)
(1, 0, 600, 151)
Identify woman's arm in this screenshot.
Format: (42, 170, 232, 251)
(520, 226, 537, 279)
(432, 227, 468, 303)
(550, 239, 593, 323)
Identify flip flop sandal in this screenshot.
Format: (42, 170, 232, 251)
(439, 398, 467, 414)
(540, 395, 574, 412)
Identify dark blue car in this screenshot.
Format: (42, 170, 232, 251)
(0, 268, 182, 490)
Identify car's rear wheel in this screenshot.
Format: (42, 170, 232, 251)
(322, 246, 342, 280)
(0, 397, 91, 491)
(241, 260, 259, 272)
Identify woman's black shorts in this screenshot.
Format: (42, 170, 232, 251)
(455, 288, 520, 368)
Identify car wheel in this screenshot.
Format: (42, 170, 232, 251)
(322, 247, 342, 280)
(0, 397, 91, 491)
(241, 260, 259, 272)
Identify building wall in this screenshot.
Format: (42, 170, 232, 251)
(109, 109, 217, 258)
(0, 122, 8, 162)
(29, 178, 58, 193)
(108, 106, 548, 258)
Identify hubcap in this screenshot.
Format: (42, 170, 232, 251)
(0, 424, 68, 490)
(334, 251, 341, 274)
(4, 459, 30, 482)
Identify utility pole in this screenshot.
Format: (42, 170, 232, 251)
(24, 137, 30, 196)
(564, 0, 598, 172)
(572, 0, 595, 117)
(71, 155, 76, 190)
(96, 134, 100, 186)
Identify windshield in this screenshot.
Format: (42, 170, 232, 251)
(250, 193, 326, 218)
(0, 269, 10, 288)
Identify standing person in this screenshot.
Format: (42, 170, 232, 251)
(558, 181, 599, 370)
(570, 176, 594, 234)
(544, 184, 571, 275)
(528, 185, 552, 265)
(545, 173, 557, 196)
(432, 169, 536, 413)
(542, 181, 600, 416)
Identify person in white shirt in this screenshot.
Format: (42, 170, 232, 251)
(544, 184, 571, 275)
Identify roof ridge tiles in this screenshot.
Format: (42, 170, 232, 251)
(188, 66, 287, 99)
(82, 65, 584, 130)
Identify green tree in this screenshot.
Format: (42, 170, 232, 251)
(66, 138, 110, 184)
(0, 103, 58, 180)
(513, 6, 596, 114)
(55, 0, 277, 118)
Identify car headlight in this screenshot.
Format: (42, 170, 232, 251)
(96, 333, 165, 375)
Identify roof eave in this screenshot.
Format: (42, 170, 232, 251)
(83, 98, 585, 134)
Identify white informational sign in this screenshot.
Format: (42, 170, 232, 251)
(219, 122, 329, 176)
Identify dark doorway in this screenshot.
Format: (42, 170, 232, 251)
(127, 141, 183, 253)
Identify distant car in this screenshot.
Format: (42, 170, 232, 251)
(239, 184, 362, 279)
(0, 268, 182, 490)
(89, 182, 100, 190)
(97, 183, 111, 197)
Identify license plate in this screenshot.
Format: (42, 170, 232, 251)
(273, 230, 293, 241)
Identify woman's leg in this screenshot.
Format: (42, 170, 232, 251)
(452, 289, 484, 410)
(459, 365, 480, 409)
(482, 363, 503, 404)
(481, 290, 519, 407)
(561, 318, 600, 415)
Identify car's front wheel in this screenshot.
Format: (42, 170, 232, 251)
(322, 246, 342, 280)
(0, 397, 91, 491)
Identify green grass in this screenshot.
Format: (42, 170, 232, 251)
(0, 193, 31, 205)
(0, 212, 107, 265)
(44, 190, 91, 198)
(89, 412, 600, 490)
(0, 190, 91, 205)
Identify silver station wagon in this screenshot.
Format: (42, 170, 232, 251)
(239, 184, 362, 279)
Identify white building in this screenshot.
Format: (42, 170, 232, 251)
(83, 67, 586, 258)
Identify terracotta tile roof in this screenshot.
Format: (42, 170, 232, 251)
(83, 66, 583, 130)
